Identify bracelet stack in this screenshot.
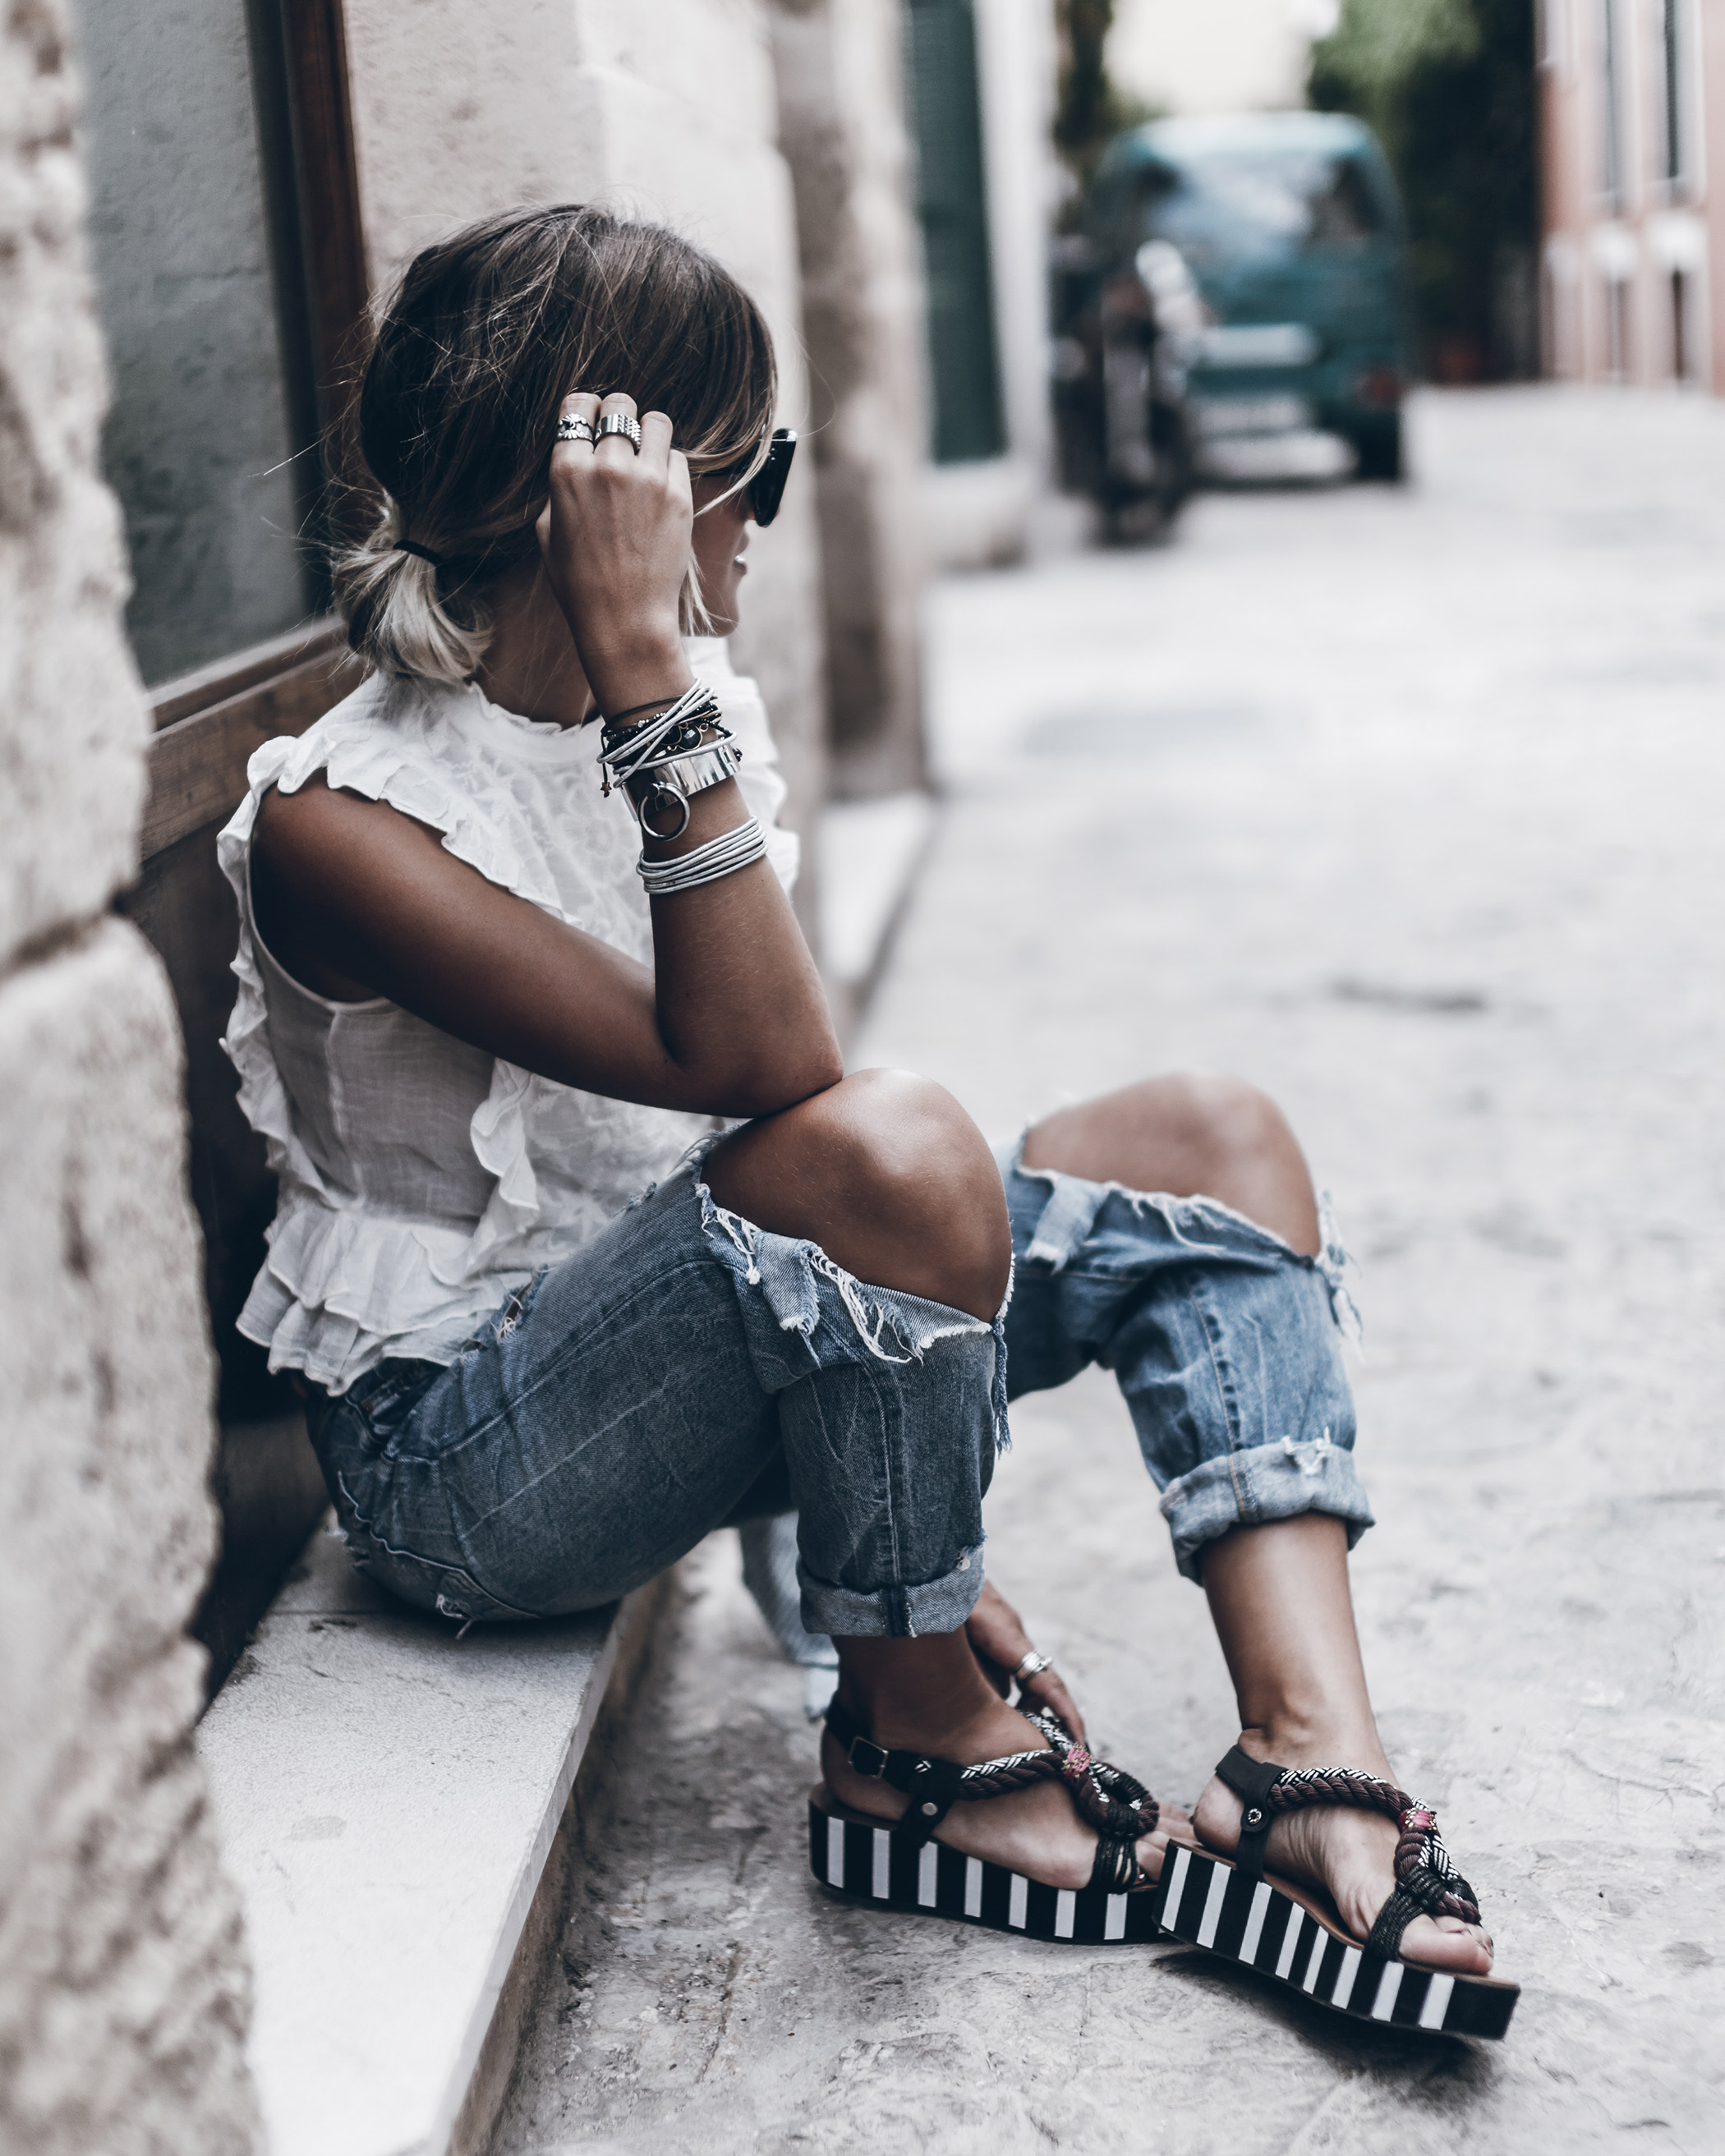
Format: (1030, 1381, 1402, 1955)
(599, 678, 740, 839)
(637, 817, 767, 897)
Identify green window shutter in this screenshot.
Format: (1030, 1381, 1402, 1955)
(904, 0, 1007, 463)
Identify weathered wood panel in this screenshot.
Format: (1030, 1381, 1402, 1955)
(131, 621, 360, 1692)
(143, 620, 354, 860)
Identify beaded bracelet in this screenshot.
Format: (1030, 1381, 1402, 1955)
(598, 678, 741, 839)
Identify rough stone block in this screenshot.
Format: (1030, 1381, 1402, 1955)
(0, 2, 150, 968)
(0, 921, 257, 2156)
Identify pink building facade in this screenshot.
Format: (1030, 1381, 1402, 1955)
(1539, 0, 1725, 391)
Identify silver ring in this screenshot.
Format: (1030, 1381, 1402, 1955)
(555, 416, 596, 444)
(596, 412, 642, 451)
(1014, 1651, 1054, 1683)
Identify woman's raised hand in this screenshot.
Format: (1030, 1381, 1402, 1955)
(536, 389, 695, 717)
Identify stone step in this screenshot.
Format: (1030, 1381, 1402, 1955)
(818, 788, 936, 1004)
(196, 1518, 665, 2156)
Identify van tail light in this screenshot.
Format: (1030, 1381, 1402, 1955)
(1356, 367, 1405, 410)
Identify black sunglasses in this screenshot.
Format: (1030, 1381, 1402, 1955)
(711, 426, 797, 526)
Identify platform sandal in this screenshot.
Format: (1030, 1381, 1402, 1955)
(808, 1694, 1165, 1943)
(1154, 1746, 1520, 2039)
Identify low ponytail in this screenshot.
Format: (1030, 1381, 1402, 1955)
(334, 499, 492, 683)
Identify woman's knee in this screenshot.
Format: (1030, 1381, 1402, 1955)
(1162, 1071, 1306, 1181)
(704, 1068, 1011, 1319)
(1024, 1070, 1320, 1253)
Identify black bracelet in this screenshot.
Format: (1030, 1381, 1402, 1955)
(605, 692, 691, 727)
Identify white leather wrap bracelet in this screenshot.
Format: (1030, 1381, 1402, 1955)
(637, 817, 767, 897)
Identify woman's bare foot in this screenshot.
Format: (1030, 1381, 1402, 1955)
(822, 1684, 1189, 1891)
(1191, 1724, 1494, 1974)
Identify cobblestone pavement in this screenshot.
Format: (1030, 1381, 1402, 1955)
(494, 389, 1725, 2155)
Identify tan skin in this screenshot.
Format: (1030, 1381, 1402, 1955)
(254, 390, 1490, 1971)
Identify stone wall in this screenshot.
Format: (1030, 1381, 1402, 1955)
(343, 0, 830, 908)
(0, 6, 259, 2154)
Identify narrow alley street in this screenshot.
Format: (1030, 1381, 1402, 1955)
(494, 388, 1725, 2155)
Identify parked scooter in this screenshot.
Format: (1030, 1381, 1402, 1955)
(1050, 233, 1208, 544)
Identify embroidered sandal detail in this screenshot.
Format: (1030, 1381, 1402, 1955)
(809, 1696, 1165, 1940)
(1152, 1745, 1520, 2039)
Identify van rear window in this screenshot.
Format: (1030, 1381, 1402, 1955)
(1140, 151, 1386, 261)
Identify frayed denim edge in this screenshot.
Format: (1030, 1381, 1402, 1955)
(1005, 1129, 1364, 1349)
(690, 1165, 1014, 1460)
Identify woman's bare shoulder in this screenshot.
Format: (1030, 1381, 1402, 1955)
(253, 770, 445, 886)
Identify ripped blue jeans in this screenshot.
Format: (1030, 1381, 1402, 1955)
(303, 1161, 1006, 1638)
(733, 1145, 1371, 1662)
(996, 1141, 1370, 1582)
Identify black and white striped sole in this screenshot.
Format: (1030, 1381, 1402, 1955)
(1152, 1845, 1519, 2040)
(808, 1800, 1162, 1943)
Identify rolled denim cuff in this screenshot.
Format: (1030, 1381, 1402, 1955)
(1159, 1436, 1375, 1583)
(798, 1547, 985, 1639)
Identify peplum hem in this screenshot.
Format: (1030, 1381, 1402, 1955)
(237, 1194, 549, 1393)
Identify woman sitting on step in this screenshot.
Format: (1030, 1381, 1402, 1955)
(222, 204, 1509, 2034)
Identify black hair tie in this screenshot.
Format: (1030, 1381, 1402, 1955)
(394, 539, 445, 568)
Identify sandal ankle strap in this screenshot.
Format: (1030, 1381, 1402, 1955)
(826, 1694, 966, 1842)
(826, 1694, 1162, 1863)
(1214, 1743, 1282, 1883)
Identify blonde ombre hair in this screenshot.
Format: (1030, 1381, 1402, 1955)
(334, 205, 778, 682)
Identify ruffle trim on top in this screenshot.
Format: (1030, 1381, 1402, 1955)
(216, 750, 335, 1206)
(456, 1060, 552, 1282)
(214, 674, 590, 1393)
(236, 1200, 537, 1393)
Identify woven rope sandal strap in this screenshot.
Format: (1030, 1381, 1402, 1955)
(826, 1696, 1161, 1873)
(1212, 1744, 1482, 1958)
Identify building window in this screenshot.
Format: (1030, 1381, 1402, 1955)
(1542, 239, 1582, 376)
(1605, 274, 1631, 379)
(1598, 0, 1624, 209)
(1669, 271, 1691, 379)
(1661, 0, 1691, 194)
(902, 0, 1006, 465)
(81, 0, 366, 687)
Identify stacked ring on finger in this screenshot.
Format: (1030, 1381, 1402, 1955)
(1014, 1651, 1055, 1683)
(596, 412, 642, 451)
(555, 415, 596, 444)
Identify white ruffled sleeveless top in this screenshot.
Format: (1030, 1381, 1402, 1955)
(217, 637, 798, 1395)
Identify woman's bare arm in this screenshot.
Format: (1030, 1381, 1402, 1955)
(251, 779, 836, 1115)
(250, 390, 843, 1119)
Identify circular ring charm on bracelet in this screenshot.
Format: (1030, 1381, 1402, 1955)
(637, 779, 692, 840)
(596, 412, 643, 451)
(555, 415, 596, 444)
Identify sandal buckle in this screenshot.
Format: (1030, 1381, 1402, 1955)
(848, 1735, 890, 1779)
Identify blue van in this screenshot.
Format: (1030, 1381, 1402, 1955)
(1086, 111, 1411, 480)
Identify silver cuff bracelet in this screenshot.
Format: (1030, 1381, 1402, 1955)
(629, 739, 740, 839)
